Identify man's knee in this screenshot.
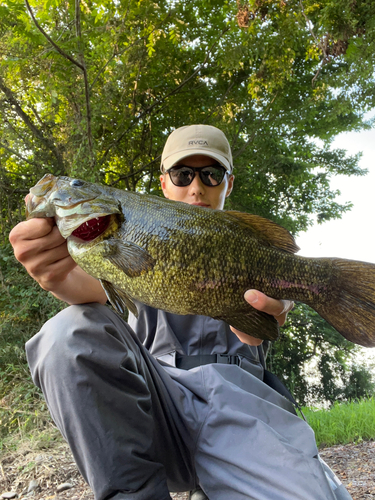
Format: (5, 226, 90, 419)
(25, 303, 132, 389)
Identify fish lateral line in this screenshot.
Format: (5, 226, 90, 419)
(270, 279, 328, 295)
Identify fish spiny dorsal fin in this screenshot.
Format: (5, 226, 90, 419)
(225, 211, 300, 254)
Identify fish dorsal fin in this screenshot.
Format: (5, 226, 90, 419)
(100, 279, 139, 318)
(226, 211, 300, 254)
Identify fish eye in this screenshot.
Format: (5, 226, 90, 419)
(70, 179, 84, 187)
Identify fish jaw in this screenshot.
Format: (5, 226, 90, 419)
(54, 195, 121, 239)
(26, 174, 61, 219)
(26, 174, 122, 238)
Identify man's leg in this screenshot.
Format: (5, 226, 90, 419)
(26, 303, 196, 500)
(180, 364, 351, 500)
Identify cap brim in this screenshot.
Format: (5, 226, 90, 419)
(161, 150, 232, 173)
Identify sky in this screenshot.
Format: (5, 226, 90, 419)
(296, 118, 375, 362)
(296, 123, 375, 264)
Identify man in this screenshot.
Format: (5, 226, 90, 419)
(9, 125, 351, 500)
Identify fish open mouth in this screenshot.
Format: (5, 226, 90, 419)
(71, 215, 111, 241)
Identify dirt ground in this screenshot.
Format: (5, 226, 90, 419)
(1, 436, 374, 500)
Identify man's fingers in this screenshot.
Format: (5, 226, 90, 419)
(10, 218, 55, 242)
(35, 256, 78, 291)
(229, 326, 263, 346)
(244, 290, 294, 326)
(28, 242, 72, 270)
(10, 220, 66, 263)
(279, 299, 295, 315)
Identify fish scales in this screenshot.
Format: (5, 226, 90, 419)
(111, 199, 321, 314)
(25, 174, 375, 347)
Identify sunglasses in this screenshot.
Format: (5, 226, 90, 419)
(168, 164, 228, 187)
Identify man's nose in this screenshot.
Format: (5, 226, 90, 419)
(188, 172, 206, 194)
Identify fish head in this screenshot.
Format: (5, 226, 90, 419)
(26, 174, 122, 240)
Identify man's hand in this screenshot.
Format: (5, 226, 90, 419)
(9, 218, 107, 305)
(230, 290, 294, 346)
(9, 218, 76, 290)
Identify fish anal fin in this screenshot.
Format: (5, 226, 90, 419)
(226, 211, 300, 254)
(100, 279, 138, 318)
(221, 309, 280, 342)
(103, 238, 155, 278)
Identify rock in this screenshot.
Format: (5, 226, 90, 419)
(27, 481, 38, 494)
(56, 483, 74, 493)
(1, 493, 18, 499)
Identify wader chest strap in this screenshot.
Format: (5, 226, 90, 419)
(176, 353, 240, 370)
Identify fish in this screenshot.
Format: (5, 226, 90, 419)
(25, 173, 375, 347)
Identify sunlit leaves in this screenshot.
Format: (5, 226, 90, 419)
(0, 0, 374, 233)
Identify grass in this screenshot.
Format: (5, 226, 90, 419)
(0, 360, 51, 447)
(0, 421, 62, 455)
(303, 397, 375, 448)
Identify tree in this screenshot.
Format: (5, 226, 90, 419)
(267, 304, 373, 406)
(1, 0, 374, 230)
(1, 0, 375, 410)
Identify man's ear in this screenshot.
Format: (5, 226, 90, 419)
(160, 174, 169, 198)
(225, 174, 234, 198)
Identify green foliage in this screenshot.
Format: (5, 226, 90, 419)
(0, 359, 49, 440)
(267, 304, 375, 406)
(303, 398, 375, 448)
(1, 0, 375, 235)
(1, 0, 375, 439)
(0, 242, 65, 438)
(343, 366, 375, 402)
(0, 242, 65, 327)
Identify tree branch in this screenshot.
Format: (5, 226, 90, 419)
(75, 0, 93, 158)
(0, 142, 36, 165)
(299, 0, 329, 86)
(24, 0, 94, 162)
(24, 0, 84, 71)
(100, 26, 230, 165)
(0, 181, 29, 194)
(0, 76, 65, 171)
(107, 157, 160, 186)
(232, 93, 278, 161)
(90, 11, 172, 92)
(203, 80, 236, 123)
(0, 167, 34, 178)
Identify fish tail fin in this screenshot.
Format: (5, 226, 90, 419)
(315, 259, 375, 347)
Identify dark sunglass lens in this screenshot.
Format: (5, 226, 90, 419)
(169, 167, 194, 186)
(200, 166, 225, 186)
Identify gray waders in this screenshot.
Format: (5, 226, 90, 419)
(26, 304, 352, 500)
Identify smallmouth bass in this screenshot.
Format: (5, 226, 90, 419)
(25, 174, 375, 347)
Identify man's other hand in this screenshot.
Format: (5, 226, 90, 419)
(230, 290, 294, 346)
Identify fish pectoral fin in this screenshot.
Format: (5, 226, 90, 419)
(103, 239, 155, 277)
(100, 279, 139, 318)
(226, 211, 300, 254)
(222, 309, 280, 342)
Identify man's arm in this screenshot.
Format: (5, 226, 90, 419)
(9, 218, 107, 305)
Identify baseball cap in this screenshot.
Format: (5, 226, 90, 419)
(160, 125, 233, 173)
